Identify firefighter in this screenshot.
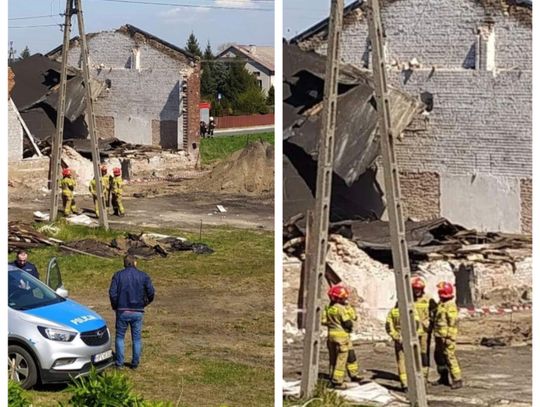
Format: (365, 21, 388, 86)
(322, 284, 364, 389)
(208, 117, 215, 137)
(432, 281, 463, 389)
(60, 168, 78, 216)
(385, 302, 422, 391)
(111, 167, 125, 216)
(89, 165, 110, 216)
(411, 276, 438, 379)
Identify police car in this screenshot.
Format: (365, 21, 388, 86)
(8, 258, 114, 389)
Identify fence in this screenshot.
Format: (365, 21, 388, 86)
(215, 113, 274, 129)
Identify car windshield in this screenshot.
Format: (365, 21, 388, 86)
(8, 268, 65, 311)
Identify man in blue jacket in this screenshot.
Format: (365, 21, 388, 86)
(10, 250, 39, 279)
(109, 255, 155, 369)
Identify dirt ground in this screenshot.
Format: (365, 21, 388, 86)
(20, 226, 274, 406)
(9, 183, 274, 231)
(284, 312, 532, 406)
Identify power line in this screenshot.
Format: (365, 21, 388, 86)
(9, 24, 60, 29)
(9, 14, 58, 21)
(87, 0, 273, 11)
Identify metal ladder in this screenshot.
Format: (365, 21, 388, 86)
(50, 0, 108, 229)
(366, 0, 427, 404)
(300, 0, 344, 398)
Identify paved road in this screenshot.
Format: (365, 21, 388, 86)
(284, 340, 532, 406)
(213, 125, 274, 136)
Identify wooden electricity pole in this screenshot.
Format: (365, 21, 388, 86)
(50, 0, 109, 229)
(300, 0, 344, 398)
(366, 0, 427, 405)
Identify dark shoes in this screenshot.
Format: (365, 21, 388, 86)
(331, 382, 347, 390)
(430, 376, 450, 387)
(350, 375, 365, 383)
(451, 380, 463, 389)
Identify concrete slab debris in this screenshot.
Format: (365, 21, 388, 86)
(282, 380, 404, 406)
(65, 214, 99, 227)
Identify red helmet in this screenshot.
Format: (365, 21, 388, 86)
(437, 281, 454, 300)
(327, 284, 349, 302)
(100, 165, 108, 175)
(411, 276, 426, 291)
(62, 168, 71, 177)
(113, 167, 121, 176)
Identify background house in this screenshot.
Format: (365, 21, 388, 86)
(291, 0, 532, 233)
(217, 44, 274, 95)
(47, 24, 201, 154)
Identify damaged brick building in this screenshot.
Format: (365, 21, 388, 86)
(291, 0, 532, 234)
(47, 24, 201, 154)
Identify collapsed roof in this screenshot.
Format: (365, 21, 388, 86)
(10, 54, 105, 146)
(283, 43, 423, 221)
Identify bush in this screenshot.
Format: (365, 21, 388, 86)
(63, 368, 143, 406)
(8, 380, 31, 407)
(266, 85, 274, 106)
(235, 86, 269, 115)
(61, 368, 175, 407)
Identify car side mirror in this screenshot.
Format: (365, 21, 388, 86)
(56, 287, 69, 298)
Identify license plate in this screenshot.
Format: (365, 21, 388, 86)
(93, 350, 113, 363)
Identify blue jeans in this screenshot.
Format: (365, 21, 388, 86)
(115, 311, 143, 367)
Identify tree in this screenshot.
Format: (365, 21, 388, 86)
(266, 85, 274, 106)
(201, 41, 217, 98)
(235, 86, 269, 115)
(185, 32, 202, 58)
(19, 46, 31, 59)
(224, 57, 258, 102)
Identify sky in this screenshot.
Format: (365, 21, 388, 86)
(8, 0, 275, 56)
(283, 0, 356, 40)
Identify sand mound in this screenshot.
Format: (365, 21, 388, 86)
(191, 141, 274, 195)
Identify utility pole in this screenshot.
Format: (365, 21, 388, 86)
(300, 0, 344, 398)
(50, 0, 108, 229)
(8, 41, 16, 65)
(366, 0, 427, 405)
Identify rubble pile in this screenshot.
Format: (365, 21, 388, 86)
(8, 222, 54, 251)
(283, 237, 394, 343)
(187, 141, 274, 195)
(113, 233, 213, 258)
(61, 145, 94, 193)
(8, 222, 213, 259)
(283, 217, 532, 343)
(326, 234, 395, 340)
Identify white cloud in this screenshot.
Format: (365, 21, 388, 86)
(158, 6, 211, 22)
(215, 0, 256, 8)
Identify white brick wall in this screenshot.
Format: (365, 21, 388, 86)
(57, 30, 194, 146)
(302, 0, 531, 232)
(8, 101, 23, 162)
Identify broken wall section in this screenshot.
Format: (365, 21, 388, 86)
(53, 29, 200, 152)
(283, 232, 531, 342)
(8, 101, 23, 162)
(299, 0, 532, 234)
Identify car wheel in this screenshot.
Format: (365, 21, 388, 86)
(8, 345, 38, 389)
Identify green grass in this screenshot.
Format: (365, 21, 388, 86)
(284, 382, 370, 407)
(11, 223, 274, 407)
(199, 132, 274, 165)
(35, 220, 123, 242)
